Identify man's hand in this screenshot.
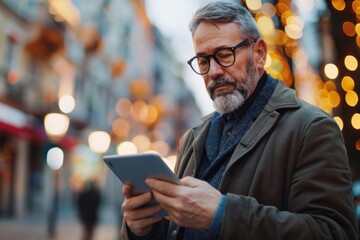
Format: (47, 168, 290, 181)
(146, 176, 222, 229)
(121, 184, 163, 236)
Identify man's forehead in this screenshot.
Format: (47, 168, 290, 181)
(193, 22, 242, 49)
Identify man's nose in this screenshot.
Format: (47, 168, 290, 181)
(207, 57, 225, 77)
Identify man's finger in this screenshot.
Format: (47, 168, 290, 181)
(180, 176, 206, 188)
(146, 178, 179, 197)
(124, 204, 163, 221)
(124, 192, 153, 210)
(122, 184, 133, 199)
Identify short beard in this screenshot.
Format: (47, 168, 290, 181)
(209, 54, 259, 114)
(213, 90, 245, 114)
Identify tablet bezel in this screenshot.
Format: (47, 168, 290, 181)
(103, 153, 181, 216)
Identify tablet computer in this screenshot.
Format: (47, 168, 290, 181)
(103, 153, 181, 216)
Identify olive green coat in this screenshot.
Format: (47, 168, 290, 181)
(123, 80, 358, 240)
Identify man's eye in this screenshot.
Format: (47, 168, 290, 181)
(197, 58, 208, 65)
(216, 52, 232, 60)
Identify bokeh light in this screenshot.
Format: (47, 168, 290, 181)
(257, 15, 275, 37)
(341, 76, 355, 92)
(46, 147, 64, 170)
(112, 118, 130, 139)
(88, 131, 111, 154)
(117, 141, 138, 155)
(333, 116, 344, 131)
(345, 91, 359, 107)
(246, 0, 262, 12)
(59, 95, 75, 113)
(44, 113, 70, 139)
(328, 91, 341, 107)
(343, 21, 356, 37)
(351, 113, 360, 130)
(331, 0, 346, 11)
(356, 139, 360, 151)
(116, 98, 132, 117)
(344, 55, 358, 71)
(132, 135, 151, 153)
(324, 63, 339, 79)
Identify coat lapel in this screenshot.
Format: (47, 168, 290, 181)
(179, 119, 211, 177)
(224, 81, 301, 173)
(226, 105, 279, 169)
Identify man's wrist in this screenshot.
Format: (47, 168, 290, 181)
(208, 194, 227, 236)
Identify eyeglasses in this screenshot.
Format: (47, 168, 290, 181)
(187, 39, 254, 75)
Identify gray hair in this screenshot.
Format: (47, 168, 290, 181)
(189, 1, 260, 40)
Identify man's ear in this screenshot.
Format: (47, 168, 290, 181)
(253, 39, 267, 68)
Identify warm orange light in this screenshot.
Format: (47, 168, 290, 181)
(328, 91, 340, 107)
(246, 0, 262, 12)
(130, 79, 151, 99)
(346, 91, 359, 107)
(333, 116, 344, 131)
(131, 100, 147, 122)
(344, 55, 358, 71)
(332, 0, 346, 11)
(353, 1, 360, 14)
(356, 23, 360, 35)
(343, 21, 356, 37)
(112, 118, 130, 139)
(323, 81, 337, 91)
(116, 98, 132, 117)
(351, 113, 360, 129)
(276, 2, 291, 16)
(140, 104, 158, 125)
(280, 10, 292, 25)
(356, 139, 360, 151)
(341, 76, 355, 91)
(357, 36, 360, 48)
(257, 16, 275, 36)
(284, 16, 303, 40)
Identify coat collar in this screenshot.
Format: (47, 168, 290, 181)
(186, 76, 301, 178)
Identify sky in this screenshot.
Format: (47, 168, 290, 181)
(144, 0, 221, 115)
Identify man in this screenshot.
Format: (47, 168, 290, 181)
(121, 2, 358, 239)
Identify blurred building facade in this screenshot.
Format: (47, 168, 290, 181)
(0, 0, 202, 220)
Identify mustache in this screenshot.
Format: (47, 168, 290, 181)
(208, 77, 237, 92)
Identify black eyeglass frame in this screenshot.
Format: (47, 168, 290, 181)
(187, 39, 255, 75)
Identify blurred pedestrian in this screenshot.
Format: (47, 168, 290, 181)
(77, 179, 101, 240)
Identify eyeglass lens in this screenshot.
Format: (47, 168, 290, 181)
(191, 48, 235, 75)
